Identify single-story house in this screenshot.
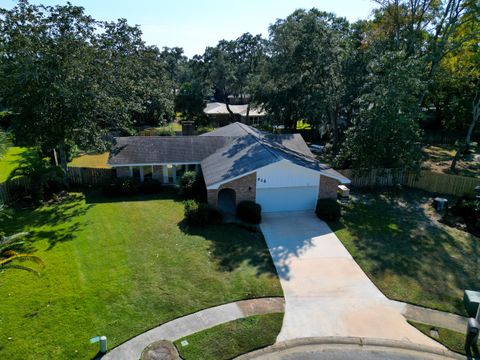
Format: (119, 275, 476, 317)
(204, 102, 267, 126)
(108, 122, 350, 213)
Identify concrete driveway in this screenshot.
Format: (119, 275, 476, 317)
(260, 212, 441, 347)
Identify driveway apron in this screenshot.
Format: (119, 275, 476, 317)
(260, 212, 442, 347)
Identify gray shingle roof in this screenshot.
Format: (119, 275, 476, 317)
(108, 136, 232, 165)
(201, 135, 282, 186)
(108, 122, 350, 186)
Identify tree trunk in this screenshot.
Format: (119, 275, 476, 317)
(245, 103, 251, 124)
(329, 108, 339, 154)
(225, 96, 236, 123)
(451, 82, 480, 172)
(58, 142, 67, 171)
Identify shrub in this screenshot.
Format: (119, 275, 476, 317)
(102, 178, 141, 196)
(140, 178, 162, 194)
(316, 198, 341, 220)
(184, 200, 223, 226)
(236, 201, 262, 224)
(178, 171, 197, 196)
(178, 171, 206, 201)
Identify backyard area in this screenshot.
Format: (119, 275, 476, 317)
(422, 144, 480, 178)
(0, 146, 33, 182)
(68, 152, 110, 169)
(330, 188, 479, 315)
(0, 191, 282, 359)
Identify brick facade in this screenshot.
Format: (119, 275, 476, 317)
(208, 172, 256, 208)
(318, 175, 339, 199)
(116, 167, 130, 178)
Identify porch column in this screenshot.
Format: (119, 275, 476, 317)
(163, 165, 169, 183)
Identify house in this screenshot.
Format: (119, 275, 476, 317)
(204, 102, 267, 126)
(108, 122, 350, 213)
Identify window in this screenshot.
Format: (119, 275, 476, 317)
(132, 167, 141, 179)
(143, 166, 152, 179)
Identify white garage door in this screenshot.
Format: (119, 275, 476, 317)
(256, 186, 319, 213)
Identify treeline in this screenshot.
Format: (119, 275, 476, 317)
(0, 0, 479, 171)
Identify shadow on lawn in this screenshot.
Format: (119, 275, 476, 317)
(331, 189, 479, 313)
(179, 221, 278, 277)
(2, 194, 90, 251)
(82, 188, 183, 204)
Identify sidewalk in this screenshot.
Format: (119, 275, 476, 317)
(104, 297, 284, 360)
(392, 300, 468, 333)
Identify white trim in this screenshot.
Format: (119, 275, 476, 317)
(207, 158, 350, 189)
(109, 162, 201, 167)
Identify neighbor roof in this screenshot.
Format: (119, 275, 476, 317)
(108, 136, 232, 165)
(203, 102, 267, 117)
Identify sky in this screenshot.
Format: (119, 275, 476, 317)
(4, 0, 379, 57)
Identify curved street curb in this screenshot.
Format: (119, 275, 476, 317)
(104, 297, 285, 360)
(235, 337, 465, 359)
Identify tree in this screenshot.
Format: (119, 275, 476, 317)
(336, 52, 424, 171)
(0, 1, 100, 168)
(0, 1, 175, 167)
(451, 80, 480, 172)
(9, 150, 65, 202)
(174, 80, 209, 122)
(256, 9, 352, 151)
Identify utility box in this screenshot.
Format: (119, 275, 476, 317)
(433, 197, 448, 211)
(337, 185, 350, 199)
(464, 290, 480, 317)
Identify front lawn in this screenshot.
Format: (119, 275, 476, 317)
(409, 321, 478, 355)
(330, 189, 479, 315)
(0, 146, 33, 182)
(174, 313, 283, 360)
(0, 192, 282, 359)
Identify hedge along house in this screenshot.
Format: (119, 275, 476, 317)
(108, 123, 350, 213)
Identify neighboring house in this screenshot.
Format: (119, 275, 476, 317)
(204, 102, 267, 126)
(108, 122, 350, 213)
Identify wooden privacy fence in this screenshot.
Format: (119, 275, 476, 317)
(404, 170, 480, 197)
(67, 167, 115, 186)
(339, 168, 480, 197)
(0, 177, 30, 203)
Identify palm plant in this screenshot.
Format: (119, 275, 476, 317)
(0, 204, 44, 274)
(9, 150, 65, 202)
(0, 232, 45, 274)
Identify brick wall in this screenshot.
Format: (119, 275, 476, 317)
(318, 175, 338, 199)
(208, 172, 256, 208)
(116, 167, 130, 178)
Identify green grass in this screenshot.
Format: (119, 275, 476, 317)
(174, 313, 283, 360)
(68, 153, 111, 168)
(0, 192, 282, 359)
(409, 321, 479, 355)
(296, 120, 312, 130)
(330, 189, 479, 315)
(0, 147, 33, 183)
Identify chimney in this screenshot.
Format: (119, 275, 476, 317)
(181, 121, 195, 136)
